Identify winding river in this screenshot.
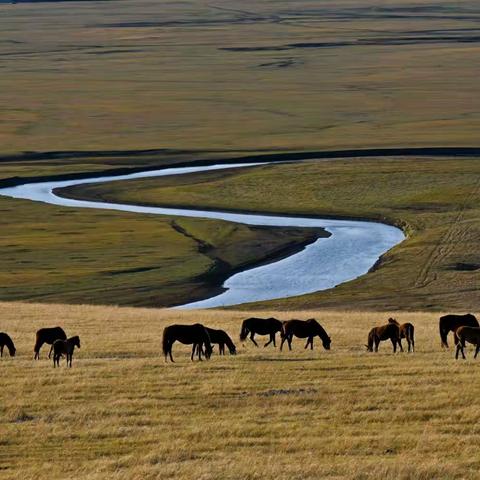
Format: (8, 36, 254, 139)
(0, 162, 404, 308)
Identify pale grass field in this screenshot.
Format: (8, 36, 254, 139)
(0, 302, 479, 479)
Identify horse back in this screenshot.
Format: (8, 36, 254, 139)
(37, 326, 67, 345)
(440, 314, 479, 331)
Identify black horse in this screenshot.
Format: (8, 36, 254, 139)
(34, 326, 67, 360)
(0, 332, 16, 357)
(439, 313, 478, 348)
(240, 317, 283, 347)
(162, 323, 212, 362)
(201, 327, 236, 355)
(53, 336, 81, 368)
(280, 319, 331, 351)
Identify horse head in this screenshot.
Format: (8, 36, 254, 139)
(204, 342, 213, 359)
(322, 336, 331, 350)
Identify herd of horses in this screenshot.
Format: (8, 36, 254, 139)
(0, 313, 478, 365)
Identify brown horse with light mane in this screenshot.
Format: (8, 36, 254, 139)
(455, 326, 480, 359)
(439, 313, 478, 348)
(280, 319, 331, 351)
(388, 318, 415, 352)
(366, 322, 401, 353)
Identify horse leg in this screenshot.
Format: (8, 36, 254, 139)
(264, 334, 273, 347)
(398, 339, 403, 353)
(250, 333, 259, 347)
(0, 345, 3, 357)
(475, 345, 480, 359)
(48, 344, 54, 359)
(280, 335, 286, 351)
(391, 338, 397, 353)
(288, 334, 293, 351)
(374, 338, 379, 352)
(310, 337, 314, 350)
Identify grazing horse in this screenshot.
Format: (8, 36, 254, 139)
(439, 313, 478, 348)
(204, 328, 236, 355)
(34, 326, 67, 360)
(280, 319, 331, 351)
(162, 323, 212, 362)
(455, 326, 480, 359)
(0, 333, 16, 357)
(388, 318, 415, 352)
(52, 336, 81, 368)
(239, 317, 283, 348)
(366, 323, 401, 353)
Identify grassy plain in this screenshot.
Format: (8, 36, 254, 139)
(1, 0, 480, 154)
(70, 156, 480, 311)
(0, 301, 479, 479)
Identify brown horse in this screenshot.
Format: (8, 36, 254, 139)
(0, 333, 16, 357)
(162, 323, 212, 362)
(455, 326, 480, 359)
(388, 318, 415, 352)
(34, 326, 67, 360)
(193, 327, 236, 356)
(439, 314, 478, 348)
(52, 336, 81, 368)
(366, 323, 401, 353)
(280, 319, 331, 351)
(239, 317, 283, 347)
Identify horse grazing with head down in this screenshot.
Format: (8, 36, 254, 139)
(239, 317, 283, 348)
(388, 318, 415, 352)
(193, 327, 236, 357)
(455, 326, 480, 359)
(280, 319, 331, 351)
(366, 322, 401, 353)
(0, 333, 16, 357)
(162, 323, 212, 362)
(52, 336, 81, 368)
(34, 326, 67, 360)
(439, 313, 478, 348)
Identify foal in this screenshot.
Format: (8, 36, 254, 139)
(388, 318, 415, 352)
(366, 323, 401, 353)
(52, 336, 81, 368)
(455, 326, 480, 359)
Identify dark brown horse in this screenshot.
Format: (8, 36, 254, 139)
(204, 327, 236, 355)
(239, 317, 283, 347)
(0, 333, 16, 357)
(455, 326, 480, 359)
(34, 326, 67, 360)
(53, 336, 81, 368)
(280, 319, 331, 351)
(388, 318, 415, 352)
(162, 323, 212, 362)
(439, 314, 478, 348)
(366, 323, 401, 353)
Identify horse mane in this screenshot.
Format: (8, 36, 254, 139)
(388, 318, 400, 326)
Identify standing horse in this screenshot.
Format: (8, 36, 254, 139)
(239, 317, 283, 347)
(34, 326, 67, 360)
(388, 318, 415, 352)
(162, 323, 212, 362)
(280, 319, 331, 351)
(455, 326, 480, 359)
(52, 336, 81, 368)
(0, 333, 16, 357)
(366, 323, 401, 353)
(439, 313, 478, 348)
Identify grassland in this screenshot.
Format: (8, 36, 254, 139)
(1, 0, 480, 154)
(1, 301, 479, 479)
(68, 156, 480, 311)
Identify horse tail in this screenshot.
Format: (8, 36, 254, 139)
(366, 329, 375, 351)
(439, 317, 448, 348)
(162, 327, 170, 359)
(240, 320, 249, 341)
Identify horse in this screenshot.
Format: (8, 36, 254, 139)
(388, 318, 415, 352)
(280, 319, 331, 351)
(52, 336, 81, 368)
(162, 323, 212, 362)
(366, 323, 401, 353)
(455, 326, 480, 359)
(204, 327, 236, 355)
(0, 333, 16, 357)
(34, 326, 67, 360)
(439, 313, 478, 348)
(239, 317, 283, 348)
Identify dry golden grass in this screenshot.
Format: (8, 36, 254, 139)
(1, 301, 479, 479)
